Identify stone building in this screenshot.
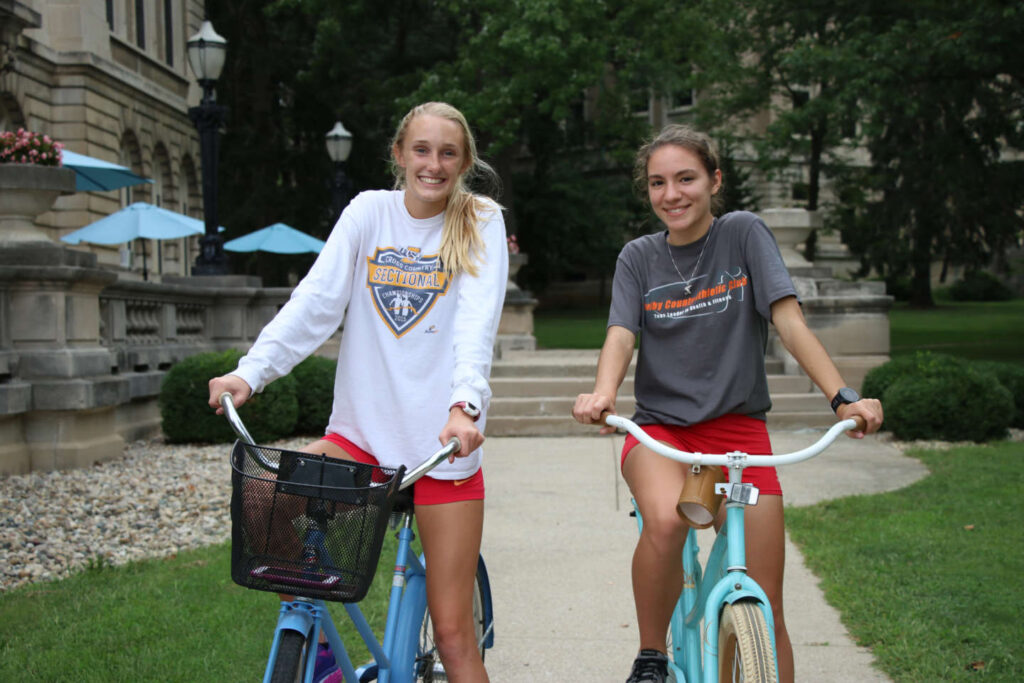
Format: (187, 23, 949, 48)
(0, 1, 290, 475)
(2, 0, 205, 279)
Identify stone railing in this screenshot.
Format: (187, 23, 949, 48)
(0, 242, 536, 475)
(0, 244, 292, 474)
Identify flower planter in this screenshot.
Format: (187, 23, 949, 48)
(0, 164, 76, 245)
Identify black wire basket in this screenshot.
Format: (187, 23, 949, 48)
(230, 440, 404, 603)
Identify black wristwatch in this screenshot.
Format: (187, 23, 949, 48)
(830, 387, 860, 414)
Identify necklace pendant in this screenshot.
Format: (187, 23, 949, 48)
(683, 284, 693, 295)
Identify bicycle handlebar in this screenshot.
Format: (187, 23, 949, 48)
(603, 413, 859, 468)
(219, 391, 460, 486)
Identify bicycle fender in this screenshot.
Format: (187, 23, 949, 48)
(277, 602, 316, 638)
(722, 589, 762, 607)
(475, 554, 496, 650)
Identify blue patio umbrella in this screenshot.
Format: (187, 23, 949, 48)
(223, 222, 325, 254)
(61, 202, 205, 245)
(61, 150, 154, 192)
(61, 202, 207, 280)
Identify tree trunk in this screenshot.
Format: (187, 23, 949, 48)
(909, 239, 935, 308)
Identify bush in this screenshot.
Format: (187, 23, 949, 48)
(159, 349, 298, 443)
(973, 361, 1024, 429)
(864, 351, 1016, 442)
(290, 355, 337, 435)
(860, 351, 970, 401)
(949, 270, 1013, 302)
(884, 366, 1012, 442)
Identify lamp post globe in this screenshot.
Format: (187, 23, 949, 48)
(187, 20, 229, 276)
(325, 120, 353, 221)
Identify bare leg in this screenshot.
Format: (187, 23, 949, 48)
(622, 443, 691, 654)
(416, 499, 489, 683)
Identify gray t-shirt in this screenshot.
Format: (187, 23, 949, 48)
(608, 211, 797, 425)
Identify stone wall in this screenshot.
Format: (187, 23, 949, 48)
(2, 0, 207, 279)
(0, 243, 291, 474)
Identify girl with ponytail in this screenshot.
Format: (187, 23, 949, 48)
(211, 101, 508, 682)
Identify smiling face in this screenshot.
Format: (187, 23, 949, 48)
(646, 144, 722, 245)
(392, 114, 470, 219)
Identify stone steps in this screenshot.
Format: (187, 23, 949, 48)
(484, 350, 835, 436)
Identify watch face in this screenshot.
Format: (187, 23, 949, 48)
(838, 387, 860, 403)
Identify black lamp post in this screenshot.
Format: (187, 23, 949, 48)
(186, 20, 229, 275)
(325, 120, 354, 220)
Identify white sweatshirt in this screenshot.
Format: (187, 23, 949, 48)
(234, 190, 509, 479)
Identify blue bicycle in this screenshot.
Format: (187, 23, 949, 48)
(222, 394, 495, 683)
(607, 413, 861, 683)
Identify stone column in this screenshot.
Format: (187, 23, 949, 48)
(495, 252, 537, 358)
(759, 208, 893, 393)
(0, 246, 124, 473)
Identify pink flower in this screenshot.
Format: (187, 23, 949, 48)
(0, 129, 63, 167)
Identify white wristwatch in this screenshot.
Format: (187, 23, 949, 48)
(450, 401, 480, 421)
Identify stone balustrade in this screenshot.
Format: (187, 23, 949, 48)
(0, 244, 292, 474)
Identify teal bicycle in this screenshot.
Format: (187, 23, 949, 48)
(606, 413, 862, 683)
(222, 394, 495, 682)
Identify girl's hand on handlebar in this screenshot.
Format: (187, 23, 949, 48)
(208, 374, 253, 415)
(838, 398, 883, 438)
(440, 410, 484, 462)
(572, 393, 618, 435)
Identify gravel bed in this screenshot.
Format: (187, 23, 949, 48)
(0, 436, 307, 593)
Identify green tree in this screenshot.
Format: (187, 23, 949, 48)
(830, 2, 1024, 306)
(685, 0, 1024, 307)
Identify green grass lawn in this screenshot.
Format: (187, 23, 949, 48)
(0, 535, 404, 681)
(889, 297, 1024, 365)
(787, 441, 1024, 681)
(533, 306, 610, 349)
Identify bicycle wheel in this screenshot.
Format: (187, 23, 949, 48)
(717, 601, 778, 683)
(269, 630, 310, 683)
(415, 567, 487, 681)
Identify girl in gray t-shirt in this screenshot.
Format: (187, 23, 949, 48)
(572, 124, 884, 683)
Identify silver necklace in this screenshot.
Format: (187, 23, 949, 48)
(666, 220, 714, 295)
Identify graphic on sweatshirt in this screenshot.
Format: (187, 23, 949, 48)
(366, 246, 450, 337)
(644, 267, 748, 320)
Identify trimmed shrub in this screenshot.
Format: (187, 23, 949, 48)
(290, 355, 337, 435)
(860, 351, 969, 401)
(863, 351, 1017, 441)
(884, 366, 1012, 442)
(949, 270, 1013, 301)
(973, 361, 1024, 429)
(159, 349, 298, 444)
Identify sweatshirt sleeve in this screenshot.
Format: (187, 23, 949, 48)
(233, 194, 366, 394)
(447, 201, 509, 413)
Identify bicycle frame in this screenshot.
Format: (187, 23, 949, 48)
(611, 415, 858, 683)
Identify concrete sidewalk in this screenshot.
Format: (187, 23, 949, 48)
(478, 429, 927, 682)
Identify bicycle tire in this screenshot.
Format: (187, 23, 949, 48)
(717, 601, 778, 683)
(269, 629, 309, 683)
(415, 566, 488, 681)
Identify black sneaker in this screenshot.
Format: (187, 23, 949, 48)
(625, 649, 676, 683)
